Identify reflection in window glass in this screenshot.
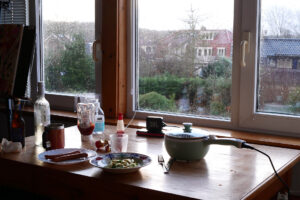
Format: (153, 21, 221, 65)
(137, 0, 233, 118)
(42, 0, 95, 95)
(258, 0, 300, 115)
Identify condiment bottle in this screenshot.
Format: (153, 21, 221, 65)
(11, 99, 25, 148)
(116, 113, 125, 134)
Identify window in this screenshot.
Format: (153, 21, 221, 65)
(40, 0, 101, 111)
(129, 0, 300, 136)
(0, 0, 29, 25)
(197, 48, 202, 56)
(239, 0, 300, 135)
(217, 48, 226, 57)
(133, 0, 233, 124)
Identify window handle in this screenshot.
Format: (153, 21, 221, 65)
(240, 32, 250, 67)
(93, 40, 101, 62)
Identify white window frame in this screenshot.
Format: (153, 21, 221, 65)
(217, 47, 226, 57)
(238, 0, 300, 137)
(128, 0, 300, 137)
(35, 0, 102, 111)
(127, 0, 235, 129)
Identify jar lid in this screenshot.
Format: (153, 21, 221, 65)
(45, 123, 64, 130)
(165, 130, 209, 140)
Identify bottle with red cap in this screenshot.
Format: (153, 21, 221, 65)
(116, 113, 125, 134)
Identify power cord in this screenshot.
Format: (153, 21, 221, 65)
(162, 122, 180, 129)
(125, 110, 137, 130)
(242, 143, 290, 198)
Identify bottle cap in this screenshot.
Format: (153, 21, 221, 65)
(118, 113, 123, 120)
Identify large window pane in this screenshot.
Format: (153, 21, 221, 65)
(258, 0, 300, 115)
(42, 0, 95, 95)
(137, 0, 233, 119)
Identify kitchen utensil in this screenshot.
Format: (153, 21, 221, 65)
(158, 154, 168, 174)
(164, 129, 246, 161)
(166, 158, 175, 172)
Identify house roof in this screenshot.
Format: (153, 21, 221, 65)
(261, 38, 300, 57)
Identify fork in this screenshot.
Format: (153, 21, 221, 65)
(158, 155, 168, 174)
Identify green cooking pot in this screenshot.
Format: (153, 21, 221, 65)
(164, 130, 246, 161)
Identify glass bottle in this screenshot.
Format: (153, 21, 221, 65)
(34, 81, 50, 146)
(11, 99, 25, 148)
(94, 101, 105, 134)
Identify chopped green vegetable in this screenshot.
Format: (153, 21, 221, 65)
(108, 158, 138, 168)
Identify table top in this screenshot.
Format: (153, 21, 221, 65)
(0, 125, 299, 200)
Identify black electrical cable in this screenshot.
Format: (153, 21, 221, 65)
(242, 143, 290, 198)
(162, 122, 180, 129)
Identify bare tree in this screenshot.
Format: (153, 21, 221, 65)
(263, 6, 294, 37)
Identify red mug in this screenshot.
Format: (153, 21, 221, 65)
(42, 123, 65, 150)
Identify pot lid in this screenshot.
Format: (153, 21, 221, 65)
(165, 130, 209, 140)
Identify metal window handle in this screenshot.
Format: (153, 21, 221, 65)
(92, 40, 101, 62)
(240, 32, 250, 67)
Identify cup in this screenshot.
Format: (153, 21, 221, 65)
(110, 134, 128, 153)
(42, 123, 65, 150)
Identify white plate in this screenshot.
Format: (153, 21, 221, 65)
(90, 152, 152, 174)
(38, 148, 97, 165)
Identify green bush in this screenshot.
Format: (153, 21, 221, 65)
(139, 92, 176, 112)
(288, 87, 300, 112)
(210, 101, 226, 116)
(139, 74, 185, 99)
(202, 57, 232, 79)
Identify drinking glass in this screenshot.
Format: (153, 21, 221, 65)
(77, 103, 95, 142)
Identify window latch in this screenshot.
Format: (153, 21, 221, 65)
(93, 40, 101, 62)
(240, 32, 250, 67)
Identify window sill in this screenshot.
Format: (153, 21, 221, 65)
(23, 107, 300, 150)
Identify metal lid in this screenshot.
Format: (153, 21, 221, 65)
(165, 130, 209, 140)
(45, 123, 64, 130)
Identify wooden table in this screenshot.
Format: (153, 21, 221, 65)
(0, 125, 299, 200)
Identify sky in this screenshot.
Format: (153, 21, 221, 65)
(43, 0, 94, 22)
(43, 0, 300, 31)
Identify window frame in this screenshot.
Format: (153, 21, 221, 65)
(126, 0, 238, 129)
(35, 0, 102, 112)
(127, 0, 300, 137)
(239, 0, 300, 137)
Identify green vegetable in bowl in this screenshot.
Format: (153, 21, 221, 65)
(108, 158, 138, 168)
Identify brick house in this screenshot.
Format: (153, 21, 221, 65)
(139, 28, 233, 75)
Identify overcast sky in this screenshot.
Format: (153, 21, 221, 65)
(43, 0, 300, 31)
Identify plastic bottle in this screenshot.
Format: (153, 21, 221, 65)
(110, 113, 128, 152)
(34, 81, 50, 146)
(116, 113, 125, 134)
(94, 101, 105, 134)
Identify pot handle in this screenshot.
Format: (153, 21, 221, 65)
(205, 135, 246, 148)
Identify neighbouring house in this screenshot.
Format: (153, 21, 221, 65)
(260, 38, 300, 69)
(259, 38, 300, 104)
(43, 33, 70, 58)
(139, 28, 233, 76)
(195, 29, 232, 64)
